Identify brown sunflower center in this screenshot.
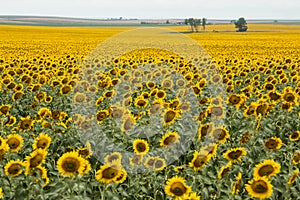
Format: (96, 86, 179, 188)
(30, 154, 44, 168)
(163, 135, 176, 146)
(284, 93, 295, 102)
(212, 129, 226, 140)
(228, 150, 242, 160)
(102, 167, 118, 179)
(20, 119, 31, 130)
(7, 138, 20, 149)
(251, 180, 268, 193)
(154, 160, 163, 168)
(269, 92, 280, 101)
(194, 154, 207, 168)
(170, 182, 187, 196)
(291, 132, 299, 140)
(293, 153, 300, 163)
(37, 139, 48, 149)
(137, 99, 147, 107)
(96, 112, 107, 122)
(229, 95, 241, 105)
(258, 165, 274, 177)
(164, 110, 176, 123)
(0, 106, 10, 114)
(136, 142, 146, 152)
(8, 163, 22, 175)
(62, 157, 80, 172)
(211, 106, 224, 117)
(265, 139, 278, 149)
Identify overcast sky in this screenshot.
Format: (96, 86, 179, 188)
(0, 0, 299, 19)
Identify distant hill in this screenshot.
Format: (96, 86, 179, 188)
(0, 15, 300, 26)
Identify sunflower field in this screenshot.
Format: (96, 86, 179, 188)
(0, 24, 300, 200)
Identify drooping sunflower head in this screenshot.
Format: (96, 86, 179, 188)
(292, 151, 300, 165)
(210, 126, 230, 144)
(198, 123, 214, 140)
(163, 108, 180, 126)
(164, 176, 191, 198)
(25, 149, 48, 174)
(133, 139, 149, 155)
(253, 159, 281, 179)
(19, 116, 34, 131)
(189, 150, 212, 171)
(217, 162, 232, 179)
(245, 177, 273, 199)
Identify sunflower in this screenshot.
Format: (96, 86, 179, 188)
(163, 108, 180, 126)
(104, 152, 122, 163)
(201, 143, 218, 158)
(109, 106, 124, 120)
(208, 105, 225, 119)
(31, 166, 49, 187)
(245, 177, 273, 199)
(121, 115, 136, 132)
(292, 151, 300, 165)
(114, 169, 127, 184)
(244, 102, 258, 118)
(223, 147, 247, 163)
(4, 160, 24, 176)
(264, 137, 282, 150)
(198, 123, 214, 140)
(60, 85, 72, 95)
(162, 78, 173, 90)
(283, 90, 297, 104)
(144, 156, 156, 168)
(5, 115, 17, 127)
(45, 96, 53, 103)
(129, 154, 143, 166)
(77, 141, 92, 158)
(6, 134, 24, 152)
(289, 131, 300, 142)
(232, 172, 242, 195)
(156, 90, 166, 99)
(34, 92, 46, 102)
(96, 110, 109, 124)
(226, 94, 245, 109)
(160, 131, 180, 147)
(240, 131, 251, 145)
(210, 126, 230, 144)
(189, 150, 211, 171)
(267, 91, 281, 102)
(253, 160, 281, 179)
(73, 92, 86, 104)
(153, 157, 166, 171)
(0, 104, 11, 115)
(12, 91, 24, 101)
(149, 102, 163, 115)
(0, 187, 3, 198)
(218, 162, 232, 179)
(19, 116, 34, 131)
(25, 149, 48, 174)
(32, 133, 51, 150)
(96, 160, 121, 184)
(287, 168, 299, 185)
(80, 159, 91, 176)
(133, 139, 149, 155)
(180, 102, 191, 113)
(135, 97, 148, 109)
(164, 176, 191, 198)
(38, 107, 52, 119)
(57, 151, 85, 177)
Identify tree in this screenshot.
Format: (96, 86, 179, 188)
(234, 17, 248, 32)
(185, 18, 202, 32)
(202, 18, 207, 31)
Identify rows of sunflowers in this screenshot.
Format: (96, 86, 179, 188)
(0, 24, 299, 199)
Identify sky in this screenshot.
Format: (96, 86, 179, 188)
(0, 0, 299, 19)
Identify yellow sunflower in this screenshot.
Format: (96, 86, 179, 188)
(134, 97, 148, 109)
(223, 147, 247, 163)
(208, 105, 225, 120)
(292, 151, 300, 165)
(153, 157, 166, 171)
(210, 126, 230, 144)
(253, 160, 281, 179)
(19, 116, 34, 131)
(4, 160, 24, 177)
(287, 168, 299, 185)
(96, 160, 122, 184)
(201, 143, 218, 158)
(289, 131, 300, 142)
(25, 149, 48, 174)
(164, 176, 191, 198)
(163, 108, 180, 126)
(104, 152, 122, 163)
(245, 177, 273, 199)
(77, 141, 92, 159)
(160, 131, 180, 147)
(32, 133, 51, 150)
(57, 151, 85, 177)
(218, 162, 232, 179)
(0, 104, 11, 115)
(189, 150, 212, 171)
(129, 154, 143, 166)
(133, 139, 149, 155)
(0, 187, 3, 198)
(121, 115, 136, 132)
(114, 169, 127, 184)
(231, 172, 242, 195)
(6, 133, 24, 152)
(264, 137, 282, 150)
(5, 115, 17, 127)
(198, 123, 214, 140)
(96, 110, 109, 124)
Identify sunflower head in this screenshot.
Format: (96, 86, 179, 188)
(164, 176, 191, 198)
(57, 151, 85, 177)
(223, 147, 247, 163)
(264, 137, 282, 150)
(133, 139, 149, 155)
(253, 160, 281, 179)
(7, 133, 24, 152)
(160, 131, 180, 147)
(32, 133, 51, 150)
(4, 160, 24, 177)
(96, 160, 122, 184)
(245, 177, 273, 199)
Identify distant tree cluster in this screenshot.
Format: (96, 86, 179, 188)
(234, 17, 248, 32)
(184, 18, 207, 32)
